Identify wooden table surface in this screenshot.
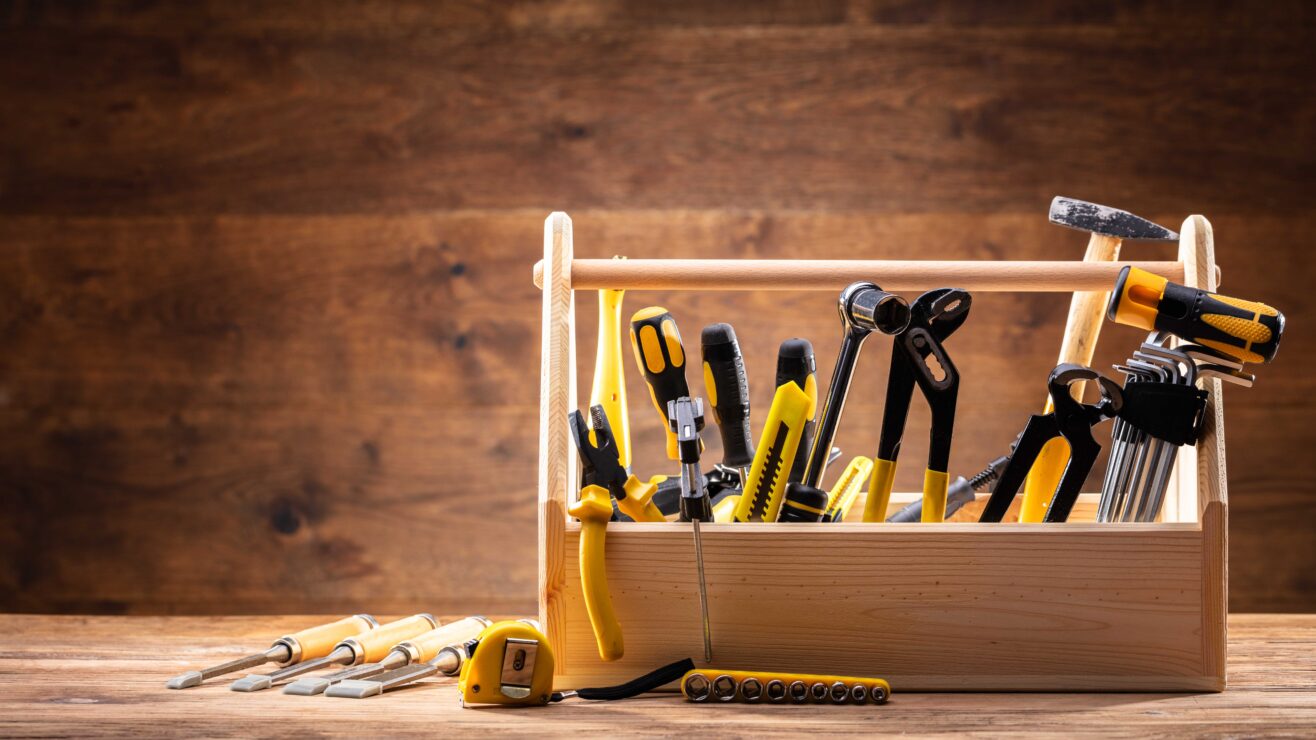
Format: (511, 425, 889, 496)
(3, 614, 1314, 738)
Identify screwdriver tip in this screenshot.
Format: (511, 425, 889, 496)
(165, 671, 203, 690)
(229, 675, 273, 692)
(324, 679, 383, 699)
(282, 678, 331, 696)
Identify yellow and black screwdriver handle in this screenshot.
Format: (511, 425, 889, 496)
(630, 307, 698, 460)
(1108, 266, 1284, 364)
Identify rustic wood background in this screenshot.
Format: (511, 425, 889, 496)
(1, 1, 1312, 615)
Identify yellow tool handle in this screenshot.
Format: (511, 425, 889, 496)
(862, 457, 897, 522)
(282, 614, 377, 660)
(1108, 265, 1284, 364)
(348, 614, 438, 663)
(567, 484, 624, 661)
(1019, 232, 1119, 522)
(590, 286, 631, 468)
(921, 468, 949, 523)
(713, 494, 741, 522)
(629, 306, 693, 460)
(616, 475, 667, 523)
(824, 456, 873, 522)
(734, 381, 812, 522)
(399, 617, 491, 663)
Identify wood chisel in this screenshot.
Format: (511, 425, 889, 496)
(165, 614, 377, 689)
(630, 307, 697, 461)
(229, 613, 437, 691)
(282, 616, 490, 695)
(701, 323, 754, 485)
(590, 282, 631, 469)
(775, 338, 817, 484)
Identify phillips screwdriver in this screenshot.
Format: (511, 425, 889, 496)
(230, 613, 437, 692)
(1107, 265, 1285, 364)
(701, 323, 754, 486)
(775, 339, 817, 484)
(165, 614, 377, 689)
(283, 616, 491, 695)
(630, 307, 698, 461)
(668, 396, 713, 663)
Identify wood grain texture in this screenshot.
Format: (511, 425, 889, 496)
(4, 613, 1316, 738)
(0, 1, 1313, 615)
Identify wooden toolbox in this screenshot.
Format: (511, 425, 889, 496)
(534, 212, 1227, 692)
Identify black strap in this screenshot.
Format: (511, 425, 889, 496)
(551, 658, 695, 702)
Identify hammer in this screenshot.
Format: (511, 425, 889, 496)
(1017, 197, 1179, 523)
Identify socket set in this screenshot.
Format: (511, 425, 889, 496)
(681, 669, 890, 705)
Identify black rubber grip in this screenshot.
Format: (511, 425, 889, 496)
(702, 323, 754, 468)
(777, 483, 828, 522)
(775, 338, 816, 483)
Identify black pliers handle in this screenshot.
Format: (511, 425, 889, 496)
(864, 288, 972, 522)
(978, 364, 1123, 523)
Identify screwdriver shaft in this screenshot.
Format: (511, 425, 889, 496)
(691, 519, 712, 663)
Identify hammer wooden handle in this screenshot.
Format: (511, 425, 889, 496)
(532, 259, 1182, 292)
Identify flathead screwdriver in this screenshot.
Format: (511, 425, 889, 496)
(230, 613, 437, 692)
(283, 616, 491, 695)
(165, 614, 377, 689)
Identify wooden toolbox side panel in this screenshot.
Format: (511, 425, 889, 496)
(553, 524, 1215, 691)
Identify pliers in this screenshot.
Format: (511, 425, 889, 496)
(570, 405, 666, 524)
(864, 288, 972, 522)
(978, 364, 1123, 523)
(566, 405, 667, 663)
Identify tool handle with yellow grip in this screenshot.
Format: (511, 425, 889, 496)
(348, 614, 438, 663)
(1109, 266, 1284, 364)
(862, 457, 897, 522)
(821, 456, 873, 523)
(630, 307, 693, 460)
(734, 381, 812, 522)
(282, 614, 377, 661)
(616, 475, 667, 523)
(398, 617, 491, 663)
(1019, 436, 1069, 522)
(702, 323, 754, 469)
(567, 485, 624, 661)
(591, 288, 631, 468)
(921, 468, 949, 523)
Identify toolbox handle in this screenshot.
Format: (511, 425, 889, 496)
(533, 258, 1184, 292)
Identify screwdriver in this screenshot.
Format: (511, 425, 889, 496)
(282, 616, 490, 695)
(630, 307, 698, 460)
(1107, 266, 1285, 364)
(230, 613, 437, 692)
(775, 338, 817, 484)
(668, 396, 713, 663)
(701, 323, 754, 486)
(165, 614, 377, 689)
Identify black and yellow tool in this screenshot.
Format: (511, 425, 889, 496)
(682, 668, 890, 704)
(702, 323, 754, 485)
(864, 288, 971, 523)
(165, 614, 378, 689)
(286, 616, 491, 696)
(567, 406, 661, 662)
(775, 339, 818, 484)
(1108, 265, 1285, 365)
(590, 280, 631, 469)
(630, 307, 698, 460)
(733, 381, 813, 522)
(821, 456, 874, 523)
(229, 614, 438, 691)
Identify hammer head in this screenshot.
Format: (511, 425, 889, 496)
(1049, 197, 1178, 241)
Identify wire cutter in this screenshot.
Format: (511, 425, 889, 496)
(978, 364, 1123, 523)
(864, 288, 972, 522)
(570, 405, 667, 524)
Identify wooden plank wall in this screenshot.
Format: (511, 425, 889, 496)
(1, 1, 1312, 614)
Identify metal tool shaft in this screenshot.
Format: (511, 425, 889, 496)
(195, 645, 288, 682)
(691, 519, 712, 663)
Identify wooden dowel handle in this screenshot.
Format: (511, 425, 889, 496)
(531, 259, 1184, 292)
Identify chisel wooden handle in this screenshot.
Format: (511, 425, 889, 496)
(280, 614, 378, 663)
(394, 617, 491, 663)
(342, 614, 438, 664)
